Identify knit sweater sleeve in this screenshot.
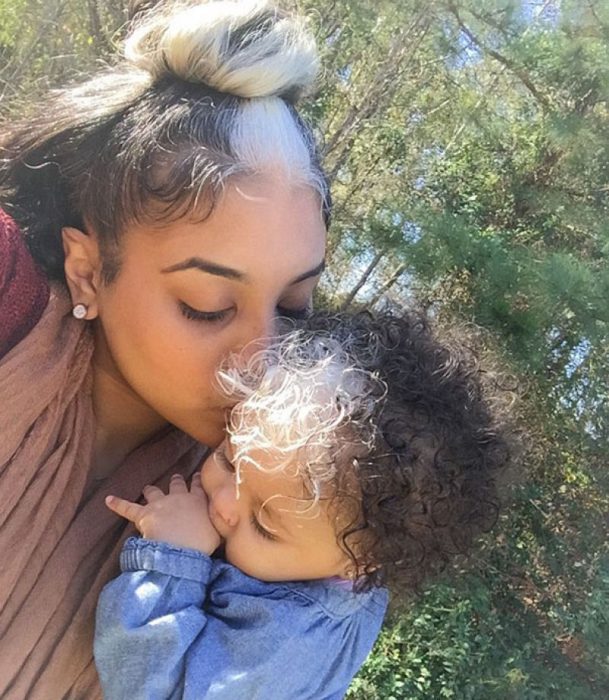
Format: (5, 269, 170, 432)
(0, 208, 50, 359)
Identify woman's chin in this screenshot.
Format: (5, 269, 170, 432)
(175, 409, 228, 447)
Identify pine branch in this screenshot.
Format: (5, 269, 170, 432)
(445, 1, 553, 111)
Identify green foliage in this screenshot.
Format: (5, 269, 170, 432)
(348, 464, 609, 698)
(348, 562, 609, 699)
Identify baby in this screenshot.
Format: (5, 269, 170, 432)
(94, 310, 510, 699)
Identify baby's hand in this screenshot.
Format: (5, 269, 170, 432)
(105, 473, 222, 555)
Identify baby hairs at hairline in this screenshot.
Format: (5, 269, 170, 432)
(0, 0, 330, 284)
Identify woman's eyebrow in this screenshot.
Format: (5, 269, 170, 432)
(161, 257, 244, 281)
(290, 260, 325, 285)
(160, 257, 325, 285)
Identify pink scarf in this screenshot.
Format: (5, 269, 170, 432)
(0, 207, 49, 357)
(0, 284, 207, 698)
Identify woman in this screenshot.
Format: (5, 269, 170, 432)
(0, 1, 329, 697)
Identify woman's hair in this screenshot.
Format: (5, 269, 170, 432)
(0, 0, 329, 283)
(218, 309, 513, 596)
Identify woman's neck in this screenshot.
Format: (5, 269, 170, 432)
(90, 329, 168, 480)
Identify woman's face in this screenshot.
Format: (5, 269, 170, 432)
(92, 176, 326, 446)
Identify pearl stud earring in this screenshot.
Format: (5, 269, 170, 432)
(72, 303, 88, 320)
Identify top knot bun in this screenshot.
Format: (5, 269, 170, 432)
(124, 0, 319, 101)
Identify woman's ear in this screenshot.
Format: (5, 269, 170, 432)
(62, 226, 102, 320)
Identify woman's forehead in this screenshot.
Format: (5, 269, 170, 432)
(122, 178, 326, 275)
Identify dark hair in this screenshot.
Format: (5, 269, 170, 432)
(302, 310, 513, 596)
(0, 0, 329, 284)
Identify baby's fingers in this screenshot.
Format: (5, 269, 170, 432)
(105, 495, 145, 525)
(190, 472, 204, 494)
(143, 484, 164, 502)
(169, 473, 188, 494)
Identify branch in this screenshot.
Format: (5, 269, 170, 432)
(3, 0, 70, 87)
(446, 1, 553, 111)
(340, 249, 385, 310)
(368, 264, 407, 307)
(444, 67, 505, 153)
(324, 12, 432, 182)
(88, 0, 113, 54)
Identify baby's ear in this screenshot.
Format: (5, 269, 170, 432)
(62, 226, 102, 319)
(342, 555, 362, 580)
(344, 565, 357, 580)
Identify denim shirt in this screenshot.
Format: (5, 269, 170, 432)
(94, 538, 388, 700)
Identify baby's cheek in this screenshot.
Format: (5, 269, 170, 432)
(223, 538, 258, 578)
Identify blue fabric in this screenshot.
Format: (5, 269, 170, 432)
(95, 537, 388, 700)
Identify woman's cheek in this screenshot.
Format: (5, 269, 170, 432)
(159, 313, 211, 370)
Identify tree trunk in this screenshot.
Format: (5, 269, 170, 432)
(368, 264, 407, 308)
(340, 249, 385, 310)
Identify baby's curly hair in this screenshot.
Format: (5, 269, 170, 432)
(217, 308, 512, 596)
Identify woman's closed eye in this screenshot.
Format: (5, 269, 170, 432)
(179, 301, 310, 324)
(276, 304, 310, 320)
(179, 301, 232, 323)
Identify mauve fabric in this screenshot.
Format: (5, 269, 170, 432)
(0, 208, 50, 358)
(0, 217, 207, 698)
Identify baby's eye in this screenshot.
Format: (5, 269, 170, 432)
(215, 450, 236, 473)
(250, 514, 278, 542)
(179, 301, 231, 323)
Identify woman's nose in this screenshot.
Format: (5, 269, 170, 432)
(236, 311, 277, 363)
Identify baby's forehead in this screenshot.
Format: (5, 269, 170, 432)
(232, 437, 350, 503)
(238, 452, 311, 501)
